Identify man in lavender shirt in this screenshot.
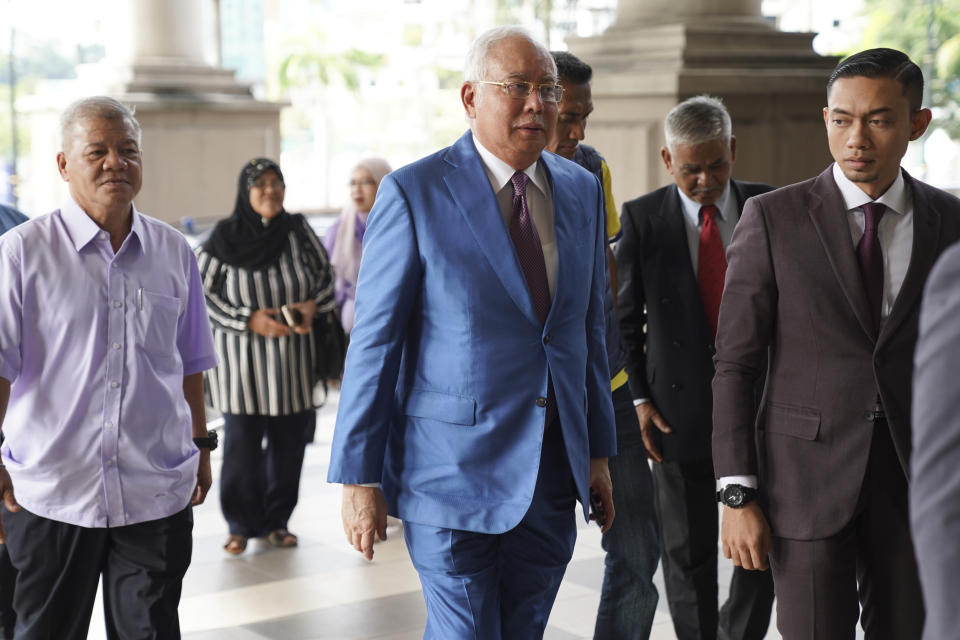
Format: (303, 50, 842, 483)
(0, 97, 218, 639)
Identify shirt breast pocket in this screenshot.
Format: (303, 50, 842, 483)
(135, 290, 181, 357)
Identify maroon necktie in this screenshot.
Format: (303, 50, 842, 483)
(510, 171, 551, 324)
(697, 205, 726, 336)
(857, 202, 886, 331)
(510, 171, 556, 425)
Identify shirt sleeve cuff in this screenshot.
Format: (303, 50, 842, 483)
(356, 482, 380, 488)
(632, 398, 650, 406)
(717, 475, 758, 491)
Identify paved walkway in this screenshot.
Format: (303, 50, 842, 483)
(84, 389, 789, 639)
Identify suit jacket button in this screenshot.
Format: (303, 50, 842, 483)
(863, 411, 875, 422)
(536, 397, 547, 407)
(671, 383, 681, 391)
(661, 297, 670, 305)
(672, 340, 681, 347)
(543, 334, 551, 345)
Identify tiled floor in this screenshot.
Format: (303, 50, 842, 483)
(87, 390, 785, 640)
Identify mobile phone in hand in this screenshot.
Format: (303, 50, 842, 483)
(590, 488, 607, 529)
(281, 305, 303, 327)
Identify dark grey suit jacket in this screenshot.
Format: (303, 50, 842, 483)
(912, 240, 960, 640)
(713, 166, 960, 540)
(616, 180, 773, 461)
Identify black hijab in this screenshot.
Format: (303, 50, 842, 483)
(203, 158, 298, 270)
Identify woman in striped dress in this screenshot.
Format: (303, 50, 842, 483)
(197, 158, 335, 555)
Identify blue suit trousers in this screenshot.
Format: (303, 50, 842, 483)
(403, 423, 577, 639)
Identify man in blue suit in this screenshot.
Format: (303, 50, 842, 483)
(327, 26, 617, 639)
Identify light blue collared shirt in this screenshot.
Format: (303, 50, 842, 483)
(0, 196, 218, 527)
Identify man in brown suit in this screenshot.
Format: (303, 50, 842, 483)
(712, 48, 960, 639)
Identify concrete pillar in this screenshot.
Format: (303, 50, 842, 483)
(130, 0, 206, 64)
(616, 0, 763, 26)
(69, 0, 284, 224)
(568, 0, 838, 209)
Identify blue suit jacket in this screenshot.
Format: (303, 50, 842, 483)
(327, 131, 617, 534)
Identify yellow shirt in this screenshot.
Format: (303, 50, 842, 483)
(600, 158, 629, 392)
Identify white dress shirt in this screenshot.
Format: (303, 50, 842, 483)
(677, 182, 738, 274)
(472, 134, 557, 297)
(833, 162, 914, 320)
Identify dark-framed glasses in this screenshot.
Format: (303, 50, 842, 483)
(476, 80, 564, 103)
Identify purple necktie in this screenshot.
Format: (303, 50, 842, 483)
(510, 171, 551, 324)
(509, 171, 556, 426)
(857, 202, 886, 331)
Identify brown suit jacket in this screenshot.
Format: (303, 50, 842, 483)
(712, 166, 960, 540)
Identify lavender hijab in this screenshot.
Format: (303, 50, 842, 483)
(325, 157, 391, 332)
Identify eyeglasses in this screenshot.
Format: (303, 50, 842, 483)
(476, 80, 564, 103)
(349, 179, 377, 188)
(251, 179, 285, 191)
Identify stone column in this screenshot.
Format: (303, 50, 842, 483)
(568, 0, 838, 208)
(73, 0, 284, 224)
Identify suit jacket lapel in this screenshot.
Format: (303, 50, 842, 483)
(540, 154, 571, 328)
(878, 173, 942, 348)
(806, 168, 876, 340)
(443, 132, 542, 327)
(662, 186, 700, 289)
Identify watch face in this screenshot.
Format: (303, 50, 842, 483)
(725, 486, 744, 507)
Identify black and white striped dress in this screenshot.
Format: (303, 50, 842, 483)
(196, 217, 335, 416)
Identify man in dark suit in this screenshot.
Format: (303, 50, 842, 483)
(617, 95, 774, 640)
(912, 240, 960, 640)
(714, 48, 960, 638)
(329, 26, 616, 639)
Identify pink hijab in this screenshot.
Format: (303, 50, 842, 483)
(329, 157, 392, 331)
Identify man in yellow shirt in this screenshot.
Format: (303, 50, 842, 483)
(548, 51, 660, 639)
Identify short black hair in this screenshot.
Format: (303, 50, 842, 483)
(827, 48, 924, 111)
(551, 51, 592, 85)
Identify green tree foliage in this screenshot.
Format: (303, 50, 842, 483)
(860, 0, 960, 135)
(277, 35, 386, 93)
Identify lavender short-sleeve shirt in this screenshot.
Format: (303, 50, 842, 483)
(0, 197, 218, 527)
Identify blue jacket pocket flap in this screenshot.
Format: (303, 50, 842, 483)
(404, 389, 477, 426)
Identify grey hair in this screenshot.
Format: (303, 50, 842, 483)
(60, 96, 142, 151)
(664, 95, 732, 151)
(463, 26, 557, 84)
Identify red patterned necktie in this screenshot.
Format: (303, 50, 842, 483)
(697, 205, 726, 337)
(509, 171, 556, 426)
(857, 202, 886, 331)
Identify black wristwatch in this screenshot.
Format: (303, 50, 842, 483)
(193, 431, 219, 451)
(717, 484, 757, 508)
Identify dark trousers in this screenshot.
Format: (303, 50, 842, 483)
(220, 411, 312, 538)
(403, 421, 577, 639)
(0, 544, 15, 639)
(1, 505, 192, 640)
(769, 422, 924, 640)
(653, 458, 774, 640)
(594, 384, 661, 639)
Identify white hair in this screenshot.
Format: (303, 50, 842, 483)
(664, 95, 732, 151)
(60, 96, 142, 151)
(463, 26, 557, 84)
